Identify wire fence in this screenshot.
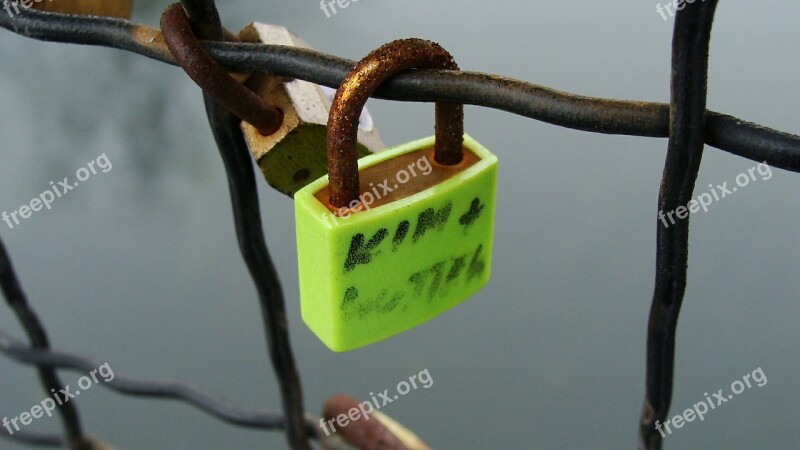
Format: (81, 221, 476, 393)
(0, 1, 797, 449)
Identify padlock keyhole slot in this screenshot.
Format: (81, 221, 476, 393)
(293, 168, 311, 184)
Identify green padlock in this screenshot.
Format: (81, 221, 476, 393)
(295, 38, 498, 352)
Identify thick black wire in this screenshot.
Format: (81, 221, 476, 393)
(640, 2, 718, 449)
(0, 237, 86, 449)
(173, 1, 311, 449)
(202, 99, 311, 450)
(179, 0, 223, 41)
(0, 9, 798, 172)
(0, 329, 286, 430)
(0, 331, 358, 450)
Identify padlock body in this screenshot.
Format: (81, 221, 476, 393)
(239, 23, 383, 197)
(295, 134, 497, 351)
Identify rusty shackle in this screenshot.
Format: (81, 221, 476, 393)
(160, 3, 283, 135)
(327, 38, 464, 208)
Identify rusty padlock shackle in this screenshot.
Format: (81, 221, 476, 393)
(327, 38, 464, 208)
(160, 3, 284, 135)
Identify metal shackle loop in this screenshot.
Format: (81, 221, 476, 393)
(160, 3, 284, 136)
(327, 38, 464, 208)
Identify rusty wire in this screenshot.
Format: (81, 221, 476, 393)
(0, 2, 798, 450)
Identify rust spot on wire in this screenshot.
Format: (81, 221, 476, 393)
(131, 25, 173, 62)
(327, 38, 464, 207)
(159, 3, 282, 135)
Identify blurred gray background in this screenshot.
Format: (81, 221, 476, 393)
(1, 1, 798, 448)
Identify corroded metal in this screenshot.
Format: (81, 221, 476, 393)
(322, 394, 431, 450)
(160, 3, 283, 135)
(328, 38, 464, 207)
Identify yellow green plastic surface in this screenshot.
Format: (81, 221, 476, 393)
(294, 134, 497, 351)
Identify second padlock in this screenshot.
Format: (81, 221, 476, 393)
(238, 23, 384, 197)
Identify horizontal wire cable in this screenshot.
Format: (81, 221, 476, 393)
(0, 330, 290, 430)
(0, 330, 358, 449)
(0, 9, 798, 172)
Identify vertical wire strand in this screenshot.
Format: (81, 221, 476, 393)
(640, 2, 719, 449)
(202, 96, 311, 450)
(178, 0, 223, 41)
(0, 237, 88, 449)
(174, 2, 311, 448)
